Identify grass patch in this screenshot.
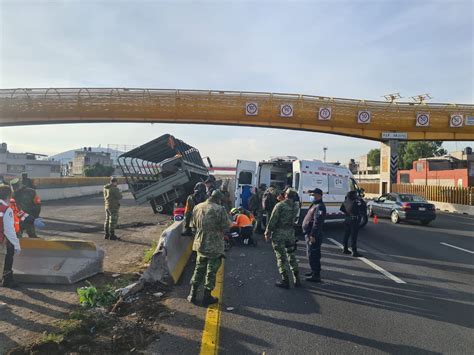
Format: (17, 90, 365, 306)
(143, 240, 158, 264)
(40, 332, 64, 344)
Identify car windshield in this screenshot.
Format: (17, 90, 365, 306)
(399, 194, 426, 202)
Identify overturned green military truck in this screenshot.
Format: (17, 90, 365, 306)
(118, 134, 210, 214)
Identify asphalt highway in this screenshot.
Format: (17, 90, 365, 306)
(217, 213, 474, 354)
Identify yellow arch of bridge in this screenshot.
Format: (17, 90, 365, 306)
(1, 88, 473, 141)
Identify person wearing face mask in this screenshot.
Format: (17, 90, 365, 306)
(302, 188, 326, 282)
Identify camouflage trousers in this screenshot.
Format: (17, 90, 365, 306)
(104, 209, 119, 236)
(271, 238, 299, 280)
(190, 253, 222, 291)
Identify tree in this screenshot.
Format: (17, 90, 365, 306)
(84, 163, 115, 177)
(398, 141, 447, 170)
(367, 149, 380, 170)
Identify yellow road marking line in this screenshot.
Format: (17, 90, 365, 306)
(200, 260, 225, 355)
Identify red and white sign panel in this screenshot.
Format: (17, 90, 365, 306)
(416, 113, 430, 127)
(357, 110, 371, 124)
(245, 102, 258, 116)
(318, 107, 332, 121)
(280, 104, 293, 118)
(450, 114, 464, 128)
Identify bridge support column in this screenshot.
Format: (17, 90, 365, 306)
(379, 140, 399, 194)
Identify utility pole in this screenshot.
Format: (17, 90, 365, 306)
(323, 147, 328, 163)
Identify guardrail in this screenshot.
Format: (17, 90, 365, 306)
(31, 177, 126, 188)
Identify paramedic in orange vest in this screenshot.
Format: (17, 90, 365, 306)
(10, 178, 41, 238)
(10, 198, 31, 235)
(230, 208, 256, 245)
(0, 185, 22, 288)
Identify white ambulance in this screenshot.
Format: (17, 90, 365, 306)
(234, 157, 366, 225)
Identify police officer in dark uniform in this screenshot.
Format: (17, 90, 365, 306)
(340, 190, 363, 257)
(302, 188, 326, 282)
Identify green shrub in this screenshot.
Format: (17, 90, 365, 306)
(77, 281, 118, 308)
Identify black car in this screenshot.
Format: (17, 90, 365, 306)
(367, 193, 436, 225)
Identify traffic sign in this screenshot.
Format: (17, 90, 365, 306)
(466, 116, 474, 126)
(449, 114, 464, 128)
(280, 104, 293, 117)
(416, 113, 430, 127)
(381, 132, 408, 140)
(318, 107, 332, 121)
(357, 110, 371, 124)
(245, 102, 258, 116)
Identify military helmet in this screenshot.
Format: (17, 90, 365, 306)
(194, 182, 206, 193)
(285, 187, 298, 200)
(209, 189, 223, 202)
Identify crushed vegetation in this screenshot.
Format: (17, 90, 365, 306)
(8, 267, 171, 354)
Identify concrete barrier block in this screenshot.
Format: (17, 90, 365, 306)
(141, 221, 193, 285)
(13, 239, 104, 284)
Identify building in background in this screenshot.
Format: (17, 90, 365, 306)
(72, 147, 113, 176)
(397, 147, 473, 187)
(0, 142, 61, 179)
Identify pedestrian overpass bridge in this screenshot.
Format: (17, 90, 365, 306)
(1, 88, 473, 141)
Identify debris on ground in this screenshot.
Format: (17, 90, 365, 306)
(7, 282, 170, 355)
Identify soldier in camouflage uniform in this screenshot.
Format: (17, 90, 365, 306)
(11, 178, 41, 238)
(220, 184, 233, 212)
(264, 188, 301, 289)
(103, 177, 122, 241)
(182, 182, 207, 236)
(187, 190, 230, 306)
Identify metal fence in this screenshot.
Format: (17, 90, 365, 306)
(359, 183, 380, 194)
(359, 182, 474, 206)
(392, 184, 474, 206)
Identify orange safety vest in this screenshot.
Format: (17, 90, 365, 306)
(9, 198, 28, 233)
(233, 214, 253, 228)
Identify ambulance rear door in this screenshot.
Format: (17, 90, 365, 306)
(235, 159, 257, 209)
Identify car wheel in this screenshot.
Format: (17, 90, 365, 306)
(391, 211, 400, 224)
(367, 207, 374, 217)
(155, 204, 164, 213)
(420, 220, 431, 226)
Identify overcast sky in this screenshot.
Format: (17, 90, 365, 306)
(1, 0, 472, 165)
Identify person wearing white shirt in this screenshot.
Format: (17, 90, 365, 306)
(0, 185, 21, 288)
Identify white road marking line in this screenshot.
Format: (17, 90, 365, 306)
(440, 242, 474, 255)
(327, 237, 407, 284)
